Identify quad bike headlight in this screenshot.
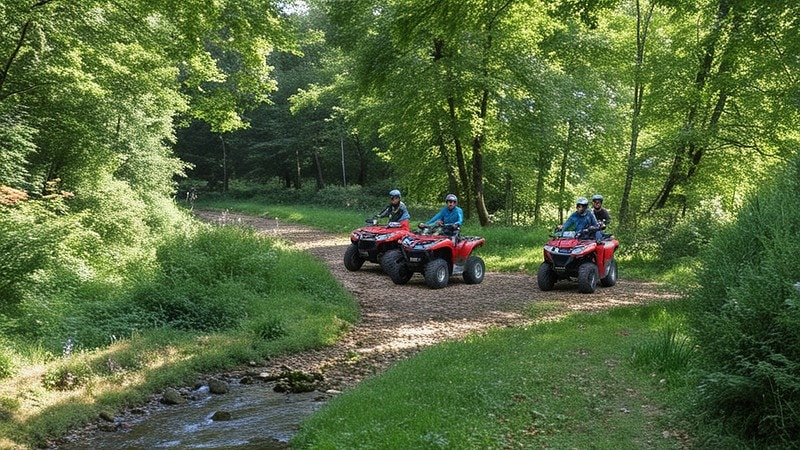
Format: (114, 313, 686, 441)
(571, 246, 586, 255)
(376, 233, 395, 241)
(402, 236, 413, 246)
(544, 245, 559, 253)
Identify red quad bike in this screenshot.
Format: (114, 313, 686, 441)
(383, 224, 486, 289)
(344, 218, 412, 271)
(537, 228, 619, 294)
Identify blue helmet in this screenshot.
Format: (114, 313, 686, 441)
(389, 189, 401, 198)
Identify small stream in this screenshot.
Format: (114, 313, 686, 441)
(57, 384, 327, 449)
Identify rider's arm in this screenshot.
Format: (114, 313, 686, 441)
(375, 204, 390, 218)
(561, 215, 576, 231)
(449, 207, 464, 226)
(426, 208, 445, 226)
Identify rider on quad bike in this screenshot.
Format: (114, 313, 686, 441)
(537, 197, 619, 293)
(343, 189, 412, 271)
(383, 194, 486, 289)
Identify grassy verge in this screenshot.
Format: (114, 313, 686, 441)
(293, 300, 697, 449)
(0, 222, 359, 449)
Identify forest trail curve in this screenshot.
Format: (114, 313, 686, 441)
(195, 210, 679, 389)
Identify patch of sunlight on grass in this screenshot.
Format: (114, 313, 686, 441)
(524, 301, 564, 319)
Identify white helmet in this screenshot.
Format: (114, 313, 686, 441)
(445, 194, 457, 203)
(576, 197, 589, 216)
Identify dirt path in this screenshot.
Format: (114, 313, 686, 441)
(195, 210, 679, 390)
(52, 210, 680, 448)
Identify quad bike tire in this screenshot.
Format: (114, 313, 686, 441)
(424, 258, 450, 289)
(537, 262, 556, 291)
(343, 243, 365, 271)
(383, 249, 412, 285)
(600, 258, 618, 287)
(463, 255, 485, 284)
(577, 262, 599, 294)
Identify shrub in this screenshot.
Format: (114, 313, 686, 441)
(133, 225, 279, 332)
(0, 346, 16, 379)
(41, 359, 94, 391)
(630, 322, 695, 374)
(688, 158, 800, 445)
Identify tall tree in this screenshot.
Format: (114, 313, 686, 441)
(1, 0, 293, 197)
(648, 0, 800, 213)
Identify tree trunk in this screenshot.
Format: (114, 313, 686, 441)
(557, 119, 574, 224)
(294, 148, 302, 189)
(619, 0, 654, 227)
(504, 173, 513, 226)
(433, 37, 469, 217)
(220, 135, 228, 192)
(313, 149, 325, 190)
(448, 97, 471, 219)
(354, 134, 367, 186)
(433, 119, 459, 196)
(471, 87, 490, 226)
(649, 0, 733, 211)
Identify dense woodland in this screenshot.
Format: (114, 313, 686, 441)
(2, 0, 800, 446)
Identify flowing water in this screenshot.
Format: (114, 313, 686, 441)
(57, 384, 326, 449)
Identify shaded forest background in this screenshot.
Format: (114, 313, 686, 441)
(3, 0, 798, 227)
(2, 0, 800, 447)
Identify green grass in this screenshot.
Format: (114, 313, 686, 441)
(0, 198, 718, 448)
(0, 221, 359, 449)
(293, 302, 697, 449)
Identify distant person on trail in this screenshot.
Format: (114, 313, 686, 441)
(590, 194, 611, 230)
(557, 197, 602, 241)
(420, 194, 463, 236)
(374, 189, 410, 230)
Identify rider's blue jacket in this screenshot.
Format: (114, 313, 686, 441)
(426, 205, 464, 227)
(562, 210, 599, 233)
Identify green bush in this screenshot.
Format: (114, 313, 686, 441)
(0, 345, 16, 380)
(41, 359, 94, 391)
(630, 322, 695, 374)
(133, 225, 280, 332)
(688, 158, 800, 445)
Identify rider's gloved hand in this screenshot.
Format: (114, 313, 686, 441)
(436, 220, 444, 226)
(418, 222, 426, 229)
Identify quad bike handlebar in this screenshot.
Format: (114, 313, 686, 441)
(553, 225, 600, 239)
(417, 223, 460, 236)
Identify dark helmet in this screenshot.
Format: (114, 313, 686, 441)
(445, 194, 457, 203)
(591, 194, 604, 202)
(389, 189, 401, 198)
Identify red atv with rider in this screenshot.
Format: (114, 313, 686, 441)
(383, 224, 485, 289)
(537, 228, 619, 293)
(344, 218, 412, 271)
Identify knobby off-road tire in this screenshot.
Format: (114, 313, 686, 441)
(537, 262, 556, 291)
(383, 249, 412, 285)
(424, 258, 450, 289)
(600, 258, 618, 287)
(577, 262, 599, 293)
(343, 243, 365, 271)
(463, 255, 485, 284)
